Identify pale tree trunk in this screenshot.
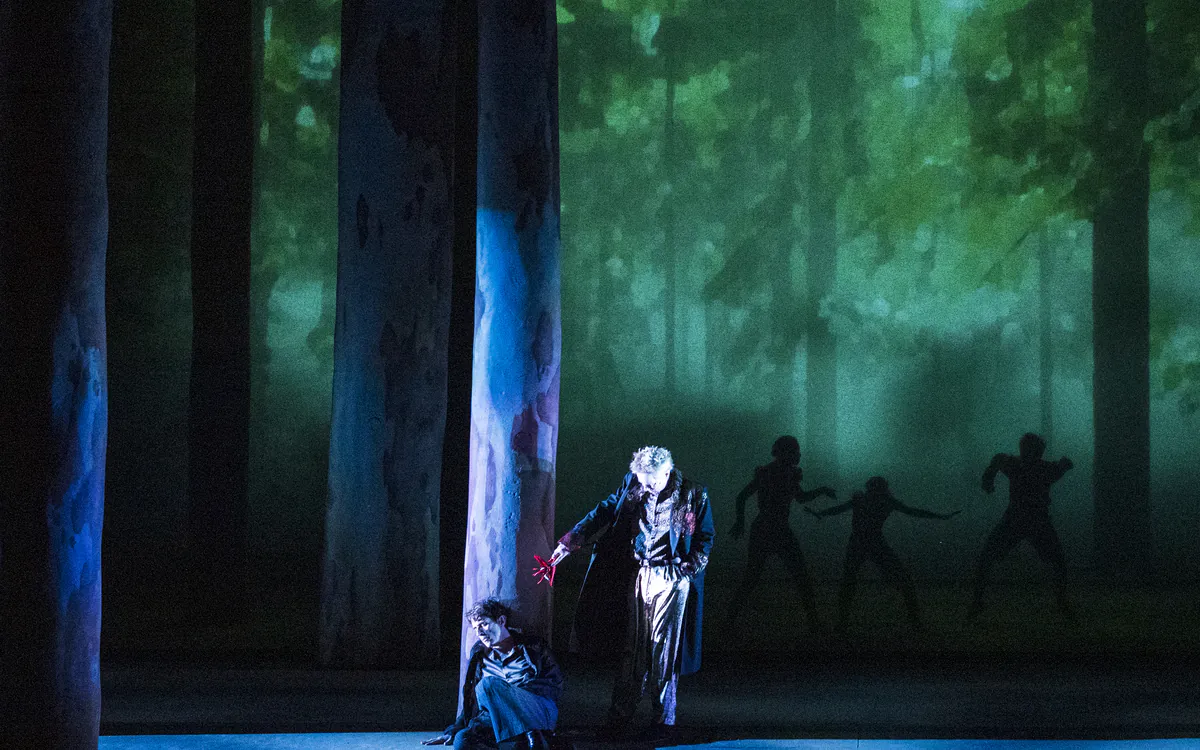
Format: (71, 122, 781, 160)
(461, 0, 561, 694)
(1090, 0, 1152, 578)
(0, 0, 111, 745)
(321, 0, 459, 666)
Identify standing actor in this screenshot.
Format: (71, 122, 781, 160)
(968, 432, 1075, 622)
(548, 446, 714, 733)
(424, 598, 563, 750)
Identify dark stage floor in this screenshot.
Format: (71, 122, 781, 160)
(97, 738, 1200, 749)
(100, 658, 1200, 745)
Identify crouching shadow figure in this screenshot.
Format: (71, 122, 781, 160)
(425, 598, 563, 750)
(968, 432, 1075, 622)
(726, 436, 835, 634)
(809, 476, 959, 632)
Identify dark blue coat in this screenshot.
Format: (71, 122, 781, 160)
(558, 470, 714, 675)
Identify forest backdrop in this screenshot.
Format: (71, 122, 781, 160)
(104, 0, 1200, 657)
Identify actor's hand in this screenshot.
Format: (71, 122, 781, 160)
(820, 486, 837, 499)
(730, 520, 744, 540)
(548, 543, 570, 566)
(804, 507, 822, 520)
(944, 509, 962, 519)
(422, 734, 453, 745)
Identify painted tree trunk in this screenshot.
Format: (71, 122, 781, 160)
(804, 0, 842, 482)
(0, 1, 111, 745)
(1090, 0, 1152, 577)
(461, 0, 561, 690)
(321, 0, 458, 666)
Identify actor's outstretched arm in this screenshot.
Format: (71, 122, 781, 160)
(550, 472, 635, 563)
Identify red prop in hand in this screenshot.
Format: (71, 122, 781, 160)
(532, 555, 556, 586)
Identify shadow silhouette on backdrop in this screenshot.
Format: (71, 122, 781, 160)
(725, 436, 835, 635)
(968, 433, 1075, 624)
(807, 476, 959, 632)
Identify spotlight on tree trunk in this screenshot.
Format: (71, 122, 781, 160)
(460, 0, 562, 691)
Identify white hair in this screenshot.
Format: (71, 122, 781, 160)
(630, 445, 673, 475)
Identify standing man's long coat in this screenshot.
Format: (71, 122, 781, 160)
(558, 470, 714, 675)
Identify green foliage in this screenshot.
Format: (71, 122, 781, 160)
(558, 0, 1199, 421)
(257, 0, 340, 352)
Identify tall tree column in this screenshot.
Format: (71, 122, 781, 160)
(1090, 0, 1152, 578)
(461, 0, 561, 685)
(0, 0, 111, 745)
(321, 0, 458, 666)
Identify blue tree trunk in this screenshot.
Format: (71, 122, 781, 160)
(461, 0, 561, 690)
(0, 1, 111, 745)
(322, 0, 458, 666)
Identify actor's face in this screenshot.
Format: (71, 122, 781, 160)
(636, 464, 673, 494)
(470, 615, 510, 647)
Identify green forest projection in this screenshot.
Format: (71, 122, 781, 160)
(105, 0, 1199, 653)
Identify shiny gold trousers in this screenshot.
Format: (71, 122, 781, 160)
(609, 565, 690, 726)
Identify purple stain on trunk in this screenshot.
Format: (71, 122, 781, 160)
(511, 405, 539, 458)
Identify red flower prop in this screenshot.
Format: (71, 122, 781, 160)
(532, 555, 556, 586)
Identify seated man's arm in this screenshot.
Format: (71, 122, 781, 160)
(429, 647, 482, 742)
(522, 637, 565, 703)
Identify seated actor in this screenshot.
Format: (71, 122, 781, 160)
(424, 598, 563, 750)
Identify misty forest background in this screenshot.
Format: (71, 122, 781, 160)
(106, 0, 1199, 658)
